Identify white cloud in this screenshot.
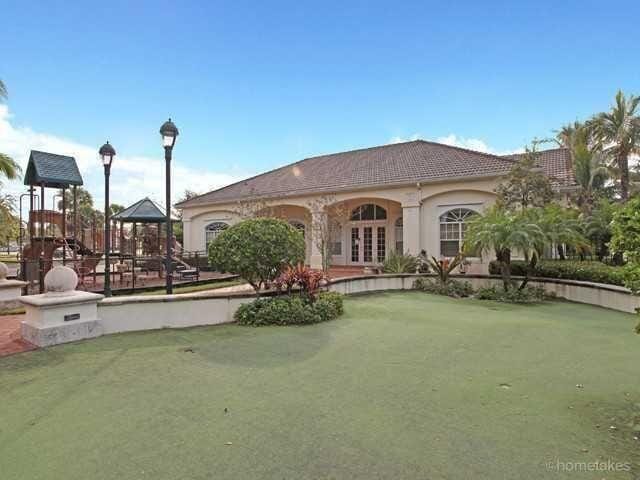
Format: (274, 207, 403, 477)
(0, 105, 248, 210)
(389, 132, 524, 156)
(389, 133, 423, 144)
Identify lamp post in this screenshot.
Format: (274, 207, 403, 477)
(99, 141, 116, 297)
(160, 118, 179, 294)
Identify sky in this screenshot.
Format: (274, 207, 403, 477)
(1, 0, 639, 210)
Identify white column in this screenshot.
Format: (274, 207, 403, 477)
(310, 210, 325, 269)
(182, 218, 193, 251)
(402, 204, 421, 255)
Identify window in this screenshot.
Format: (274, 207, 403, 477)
(377, 227, 386, 262)
(289, 220, 305, 238)
(351, 227, 359, 262)
(350, 204, 387, 221)
(363, 227, 373, 262)
(394, 217, 403, 253)
(205, 221, 228, 246)
(439, 208, 476, 257)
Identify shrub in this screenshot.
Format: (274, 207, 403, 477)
(208, 218, 305, 293)
(273, 263, 327, 299)
(426, 254, 464, 284)
(610, 196, 640, 263)
(413, 278, 474, 298)
(475, 285, 548, 303)
(234, 292, 344, 326)
(488, 260, 626, 286)
(622, 263, 640, 294)
(382, 251, 420, 273)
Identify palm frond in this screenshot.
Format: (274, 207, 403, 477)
(0, 153, 21, 180)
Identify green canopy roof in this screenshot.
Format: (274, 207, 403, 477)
(113, 197, 177, 223)
(24, 150, 83, 188)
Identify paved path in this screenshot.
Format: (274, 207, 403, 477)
(0, 314, 36, 357)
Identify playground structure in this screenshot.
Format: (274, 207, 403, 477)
(20, 151, 102, 293)
(19, 151, 204, 294)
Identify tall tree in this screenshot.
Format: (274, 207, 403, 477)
(555, 121, 585, 149)
(495, 141, 554, 209)
(0, 80, 21, 182)
(0, 193, 19, 250)
(57, 187, 103, 228)
(571, 134, 609, 211)
(590, 90, 640, 200)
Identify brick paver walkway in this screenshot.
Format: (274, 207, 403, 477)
(0, 315, 36, 357)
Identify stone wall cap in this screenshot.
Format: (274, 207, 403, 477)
(20, 290, 104, 308)
(0, 279, 28, 288)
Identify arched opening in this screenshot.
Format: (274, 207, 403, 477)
(205, 221, 229, 247)
(439, 208, 477, 257)
(350, 203, 387, 221)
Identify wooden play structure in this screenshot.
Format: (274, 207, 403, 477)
(19, 151, 110, 292)
(19, 151, 202, 294)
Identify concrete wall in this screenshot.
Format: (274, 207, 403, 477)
(330, 274, 640, 314)
(98, 292, 259, 334)
(91, 275, 639, 339)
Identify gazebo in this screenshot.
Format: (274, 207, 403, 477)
(112, 197, 177, 257)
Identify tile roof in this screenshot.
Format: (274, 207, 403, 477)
(178, 140, 523, 208)
(503, 148, 576, 188)
(24, 150, 83, 188)
(113, 197, 172, 223)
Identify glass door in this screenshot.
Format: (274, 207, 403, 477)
(350, 225, 386, 264)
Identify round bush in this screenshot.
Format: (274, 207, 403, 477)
(234, 292, 344, 326)
(208, 218, 305, 292)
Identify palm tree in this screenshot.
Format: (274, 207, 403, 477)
(572, 136, 609, 211)
(463, 205, 545, 290)
(0, 153, 20, 181)
(582, 198, 616, 261)
(535, 205, 588, 260)
(590, 90, 640, 200)
(555, 121, 584, 149)
(0, 79, 21, 182)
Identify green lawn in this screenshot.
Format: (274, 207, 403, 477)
(1, 292, 639, 479)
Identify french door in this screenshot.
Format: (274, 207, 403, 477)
(350, 225, 386, 264)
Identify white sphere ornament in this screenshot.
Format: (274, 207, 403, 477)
(44, 266, 78, 296)
(0, 262, 7, 281)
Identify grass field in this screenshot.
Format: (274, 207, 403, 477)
(0, 292, 639, 479)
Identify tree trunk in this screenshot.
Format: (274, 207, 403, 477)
(500, 249, 511, 291)
(619, 154, 630, 201)
(519, 253, 537, 290)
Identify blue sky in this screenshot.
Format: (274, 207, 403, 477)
(1, 0, 639, 207)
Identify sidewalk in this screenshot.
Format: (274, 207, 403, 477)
(0, 315, 36, 357)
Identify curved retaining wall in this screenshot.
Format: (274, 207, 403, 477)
(95, 274, 639, 336)
(328, 274, 640, 314)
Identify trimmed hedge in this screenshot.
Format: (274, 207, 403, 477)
(234, 292, 344, 326)
(488, 260, 626, 287)
(476, 285, 548, 304)
(413, 278, 474, 298)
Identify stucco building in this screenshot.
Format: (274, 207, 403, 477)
(176, 140, 574, 272)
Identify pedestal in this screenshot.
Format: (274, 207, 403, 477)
(0, 279, 28, 309)
(20, 291, 105, 347)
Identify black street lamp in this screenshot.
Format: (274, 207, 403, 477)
(99, 141, 116, 297)
(160, 118, 179, 294)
